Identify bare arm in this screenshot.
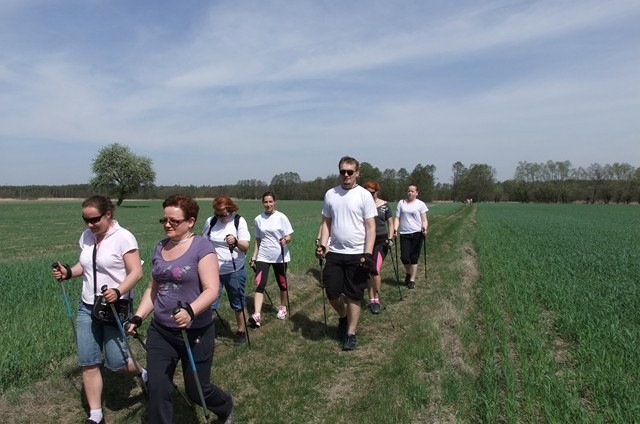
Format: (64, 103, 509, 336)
(421, 212, 428, 235)
(319, 216, 331, 249)
(364, 217, 376, 254)
(104, 249, 143, 302)
(251, 238, 261, 261)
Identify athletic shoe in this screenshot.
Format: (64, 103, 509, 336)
(342, 333, 357, 351)
(215, 412, 234, 424)
(85, 419, 105, 424)
(233, 331, 246, 346)
(337, 316, 348, 340)
(370, 303, 381, 314)
(137, 371, 149, 400)
(407, 281, 416, 289)
(249, 313, 261, 328)
(276, 306, 287, 320)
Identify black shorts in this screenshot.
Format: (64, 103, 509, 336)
(322, 252, 369, 302)
(400, 232, 424, 264)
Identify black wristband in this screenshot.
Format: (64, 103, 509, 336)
(63, 264, 72, 280)
(185, 303, 195, 320)
(131, 315, 143, 327)
(113, 288, 121, 299)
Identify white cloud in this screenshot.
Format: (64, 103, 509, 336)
(1, 0, 639, 185)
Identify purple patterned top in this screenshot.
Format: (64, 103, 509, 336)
(151, 235, 215, 329)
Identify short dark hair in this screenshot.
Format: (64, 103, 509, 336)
(82, 195, 115, 217)
(163, 195, 200, 222)
(339, 156, 359, 171)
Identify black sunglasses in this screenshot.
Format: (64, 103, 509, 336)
(82, 214, 104, 225)
(159, 217, 187, 226)
(339, 169, 355, 176)
(215, 212, 230, 218)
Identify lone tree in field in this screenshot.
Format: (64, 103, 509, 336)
(90, 143, 156, 206)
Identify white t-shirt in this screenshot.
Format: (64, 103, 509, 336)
(396, 199, 428, 234)
(202, 213, 250, 275)
(254, 210, 294, 263)
(322, 185, 377, 255)
(78, 221, 138, 305)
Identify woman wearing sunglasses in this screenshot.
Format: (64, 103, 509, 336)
(203, 195, 251, 346)
(51, 195, 143, 424)
(127, 195, 233, 424)
(363, 180, 394, 314)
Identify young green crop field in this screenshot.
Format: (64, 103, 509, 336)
(0, 200, 638, 423)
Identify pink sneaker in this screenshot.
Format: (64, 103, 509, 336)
(276, 306, 287, 320)
(249, 312, 261, 328)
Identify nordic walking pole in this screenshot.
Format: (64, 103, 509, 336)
(280, 241, 291, 314)
(101, 286, 147, 394)
(229, 238, 250, 347)
(389, 243, 404, 301)
(173, 302, 210, 421)
(51, 263, 77, 344)
(214, 309, 230, 333)
(315, 239, 328, 336)
(422, 230, 427, 283)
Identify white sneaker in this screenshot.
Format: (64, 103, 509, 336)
(276, 306, 287, 320)
(249, 312, 261, 328)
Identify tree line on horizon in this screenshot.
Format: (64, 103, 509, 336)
(2, 142, 639, 204)
(2, 159, 638, 204)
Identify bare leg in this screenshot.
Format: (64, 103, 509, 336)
(253, 292, 264, 315)
(82, 365, 103, 410)
(279, 290, 287, 309)
(235, 309, 248, 333)
(345, 298, 362, 335)
(369, 275, 381, 300)
(329, 296, 346, 318)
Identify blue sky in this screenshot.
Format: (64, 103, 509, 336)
(1, 0, 639, 186)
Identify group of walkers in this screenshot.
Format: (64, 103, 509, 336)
(51, 155, 428, 423)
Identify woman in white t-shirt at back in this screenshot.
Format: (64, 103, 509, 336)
(248, 192, 294, 327)
(394, 184, 428, 289)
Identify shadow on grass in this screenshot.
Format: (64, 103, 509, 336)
(304, 267, 324, 287)
(290, 311, 331, 342)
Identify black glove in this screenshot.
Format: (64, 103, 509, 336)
(125, 315, 143, 332)
(360, 253, 378, 275)
(315, 244, 327, 259)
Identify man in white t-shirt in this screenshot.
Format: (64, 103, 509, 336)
(316, 156, 377, 351)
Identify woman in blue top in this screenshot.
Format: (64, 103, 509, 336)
(127, 195, 233, 424)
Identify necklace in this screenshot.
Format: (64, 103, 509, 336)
(169, 233, 194, 245)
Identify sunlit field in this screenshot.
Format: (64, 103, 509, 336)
(1, 200, 638, 423)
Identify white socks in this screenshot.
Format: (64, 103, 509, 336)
(89, 408, 103, 423)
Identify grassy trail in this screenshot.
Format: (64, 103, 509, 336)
(1, 204, 478, 423)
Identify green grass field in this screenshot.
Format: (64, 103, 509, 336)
(0, 200, 638, 423)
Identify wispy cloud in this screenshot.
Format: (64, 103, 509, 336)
(1, 0, 639, 185)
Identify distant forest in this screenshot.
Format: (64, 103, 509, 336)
(2, 160, 639, 204)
